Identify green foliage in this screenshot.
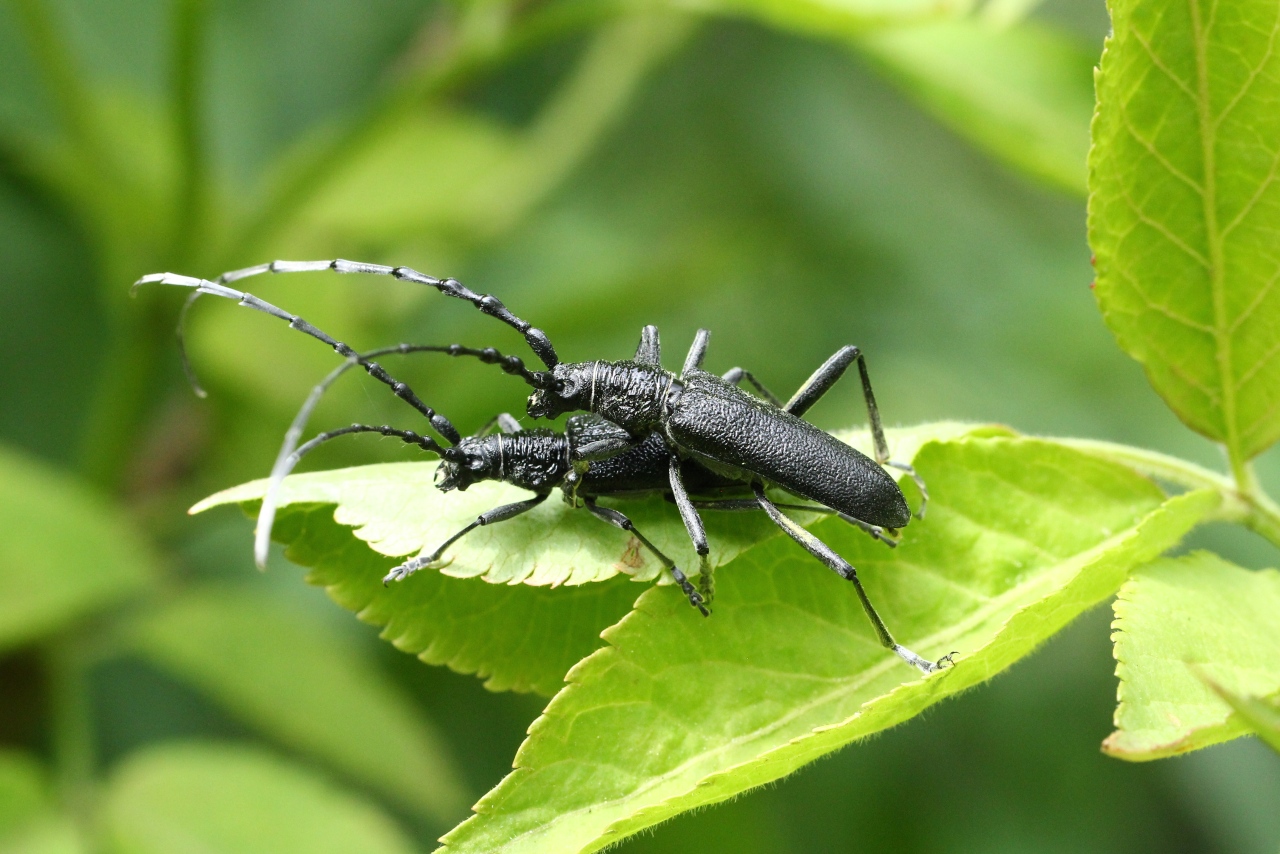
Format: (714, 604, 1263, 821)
(101, 744, 419, 854)
(0, 751, 51, 837)
(1090, 0, 1280, 466)
(690, 0, 971, 36)
(271, 504, 643, 696)
(441, 439, 1216, 853)
(201, 430, 1224, 851)
(0, 751, 83, 854)
(4, 0, 1280, 850)
(0, 445, 154, 653)
(857, 19, 1095, 194)
(126, 587, 467, 822)
(1204, 679, 1280, 755)
(1106, 552, 1280, 759)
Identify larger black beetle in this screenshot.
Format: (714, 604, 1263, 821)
(137, 260, 946, 673)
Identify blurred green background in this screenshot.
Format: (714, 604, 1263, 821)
(1, 0, 1278, 851)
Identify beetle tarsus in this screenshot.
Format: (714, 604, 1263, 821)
(893, 645, 942, 674)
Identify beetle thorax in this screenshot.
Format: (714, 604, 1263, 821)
(588, 361, 674, 433)
(527, 360, 676, 432)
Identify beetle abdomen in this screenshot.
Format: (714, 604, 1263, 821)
(666, 371, 910, 527)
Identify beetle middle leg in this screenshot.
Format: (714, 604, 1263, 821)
(667, 456, 716, 606)
(750, 483, 948, 674)
(384, 493, 550, 583)
(583, 498, 708, 616)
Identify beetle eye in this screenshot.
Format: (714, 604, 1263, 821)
(554, 380, 567, 394)
(468, 457, 485, 471)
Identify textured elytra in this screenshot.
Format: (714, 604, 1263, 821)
(1089, 0, 1280, 460)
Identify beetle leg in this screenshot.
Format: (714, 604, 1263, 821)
(692, 499, 899, 548)
(634, 325, 662, 366)
(721, 368, 782, 407)
(668, 457, 715, 605)
(751, 483, 942, 675)
(682, 328, 711, 374)
(384, 492, 550, 583)
(584, 499, 708, 616)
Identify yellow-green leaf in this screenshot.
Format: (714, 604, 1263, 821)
(1090, 0, 1280, 460)
(439, 439, 1216, 853)
(1105, 552, 1280, 760)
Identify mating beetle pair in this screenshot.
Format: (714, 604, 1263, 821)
(137, 259, 953, 674)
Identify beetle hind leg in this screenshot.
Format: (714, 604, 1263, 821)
(750, 483, 947, 675)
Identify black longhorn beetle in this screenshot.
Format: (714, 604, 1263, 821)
(136, 259, 951, 673)
(251, 340, 908, 616)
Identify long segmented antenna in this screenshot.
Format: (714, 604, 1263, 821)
(141, 259, 558, 374)
(255, 342, 537, 569)
(133, 272, 464, 444)
(176, 291, 207, 398)
(256, 423, 450, 568)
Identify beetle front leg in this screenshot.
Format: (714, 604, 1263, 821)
(384, 492, 550, 583)
(668, 457, 715, 605)
(751, 484, 951, 674)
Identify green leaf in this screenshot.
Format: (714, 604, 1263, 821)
(0, 445, 154, 652)
(0, 751, 50, 838)
(101, 743, 419, 854)
(1, 820, 87, 854)
(271, 506, 643, 696)
(0, 751, 87, 854)
(854, 19, 1095, 194)
(1105, 552, 1280, 760)
(1203, 678, 1280, 756)
(193, 424, 993, 697)
(439, 438, 1217, 853)
(127, 587, 467, 823)
(1090, 0, 1280, 461)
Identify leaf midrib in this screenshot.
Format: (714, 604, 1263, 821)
(1188, 0, 1239, 471)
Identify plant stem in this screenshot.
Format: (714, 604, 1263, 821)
(44, 636, 96, 825)
(1057, 438, 1280, 550)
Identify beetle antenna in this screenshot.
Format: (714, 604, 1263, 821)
(133, 273, 463, 444)
(256, 422, 454, 569)
(176, 291, 207, 398)
(138, 259, 560, 368)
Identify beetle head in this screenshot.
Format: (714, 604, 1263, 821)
(527, 362, 595, 419)
(434, 437, 495, 492)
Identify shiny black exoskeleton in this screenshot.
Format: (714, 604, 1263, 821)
(137, 259, 947, 674)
